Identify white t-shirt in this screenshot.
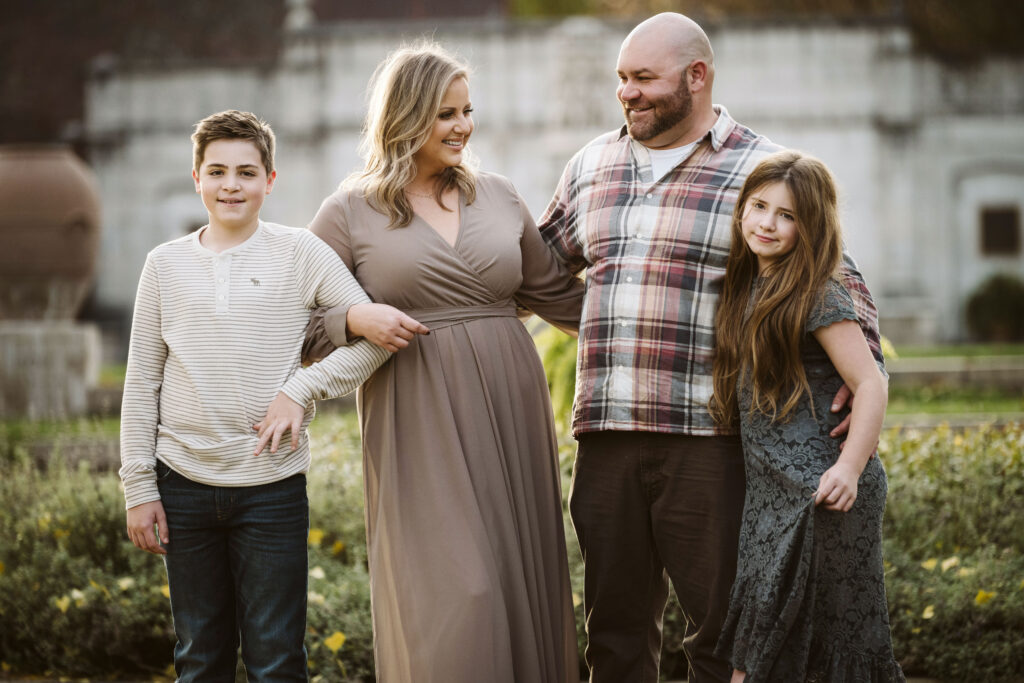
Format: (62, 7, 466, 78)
(647, 140, 699, 181)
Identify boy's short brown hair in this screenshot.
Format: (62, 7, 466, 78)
(191, 110, 276, 175)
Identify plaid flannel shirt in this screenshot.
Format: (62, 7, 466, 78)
(538, 106, 883, 436)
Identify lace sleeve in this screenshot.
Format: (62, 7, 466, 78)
(805, 278, 859, 334)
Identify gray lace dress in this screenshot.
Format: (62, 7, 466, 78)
(715, 278, 905, 682)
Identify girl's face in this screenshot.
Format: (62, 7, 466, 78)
(740, 181, 799, 273)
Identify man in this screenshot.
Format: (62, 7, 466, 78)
(538, 13, 883, 683)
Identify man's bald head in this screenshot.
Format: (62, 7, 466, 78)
(623, 12, 714, 80)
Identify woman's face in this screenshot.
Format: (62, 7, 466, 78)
(413, 76, 474, 178)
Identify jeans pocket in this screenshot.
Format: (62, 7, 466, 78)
(155, 459, 175, 482)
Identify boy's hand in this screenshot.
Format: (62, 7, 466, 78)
(127, 500, 168, 555)
(814, 462, 860, 512)
(348, 303, 429, 352)
(254, 391, 304, 455)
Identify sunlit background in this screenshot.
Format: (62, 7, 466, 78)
(4, 0, 1023, 359)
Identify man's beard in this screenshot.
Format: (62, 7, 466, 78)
(623, 78, 693, 142)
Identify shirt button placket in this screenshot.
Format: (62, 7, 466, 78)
(215, 255, 231, 313)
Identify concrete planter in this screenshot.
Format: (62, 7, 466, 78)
(0, 145, 101, 320)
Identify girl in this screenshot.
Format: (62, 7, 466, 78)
(710, 151, 905, 682)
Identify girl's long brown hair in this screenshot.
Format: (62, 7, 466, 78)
(709, 150, 843, 426)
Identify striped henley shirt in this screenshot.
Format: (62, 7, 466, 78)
(119, 221, 389, 509)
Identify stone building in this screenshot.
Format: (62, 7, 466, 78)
(83, 13, 1024, 350)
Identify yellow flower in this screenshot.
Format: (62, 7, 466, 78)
(956, 567, 976, 578)
(920, 558, 938, 571)
(974, 589, 997, 606)
(55, 596, 71, 613)
(324, 631, 346, 653)
(953, 435, 964, 448)
(89, 579, 111, 598)
(911, 627, 922, 634)
(71, 588, 87, 607)
(117, 577, 136, 591)
(880, 336, 898, 359)
(53, 528, 71, 542)
(309, 566, 326, 580)
(160, 584, 171, 598)
(572, 593, 582, 607)
(331, 541, 345, 556)
(308, 591, 326, 606)
(941, 556, 960, 572)
(308, 528, 325, 546)
(922, 605, 935, 619)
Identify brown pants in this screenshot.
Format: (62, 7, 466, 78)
(569, 431, 745, 683)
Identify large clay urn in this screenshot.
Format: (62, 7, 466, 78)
(0, 145, 102, 320)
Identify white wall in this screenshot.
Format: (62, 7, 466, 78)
(84, 17, 1024, 345)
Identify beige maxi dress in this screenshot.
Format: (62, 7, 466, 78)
(306, 172, 582, 683)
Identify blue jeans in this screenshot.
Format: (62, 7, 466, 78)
(157, 460, 309, 682)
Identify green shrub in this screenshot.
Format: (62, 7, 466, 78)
(305, 551, 376, 682)
(0, 459, 173, 677)
(534, 325, 578, 434)
(880, 422, 1024, 681)
(882, 423, 1024, 556)
(885, 544, 1024, 681)
(3, 417, 1024, 681)
(966, 273, 1024, 342)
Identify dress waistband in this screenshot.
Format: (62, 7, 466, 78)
(405, 301, 517, 328)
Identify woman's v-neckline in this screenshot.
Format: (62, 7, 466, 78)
(412, 192, 465, 250)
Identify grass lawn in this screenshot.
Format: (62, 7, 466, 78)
(891, 342, 1024, 358)
(885, 384, 1024, 427)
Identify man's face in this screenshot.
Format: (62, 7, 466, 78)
(616, 40, 692, 148)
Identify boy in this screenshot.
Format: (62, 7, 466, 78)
(119, 110, 421, 680)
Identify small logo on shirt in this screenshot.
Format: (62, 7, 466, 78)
(251, 278, 261, 287)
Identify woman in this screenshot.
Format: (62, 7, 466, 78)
(303, 43, 582, 682)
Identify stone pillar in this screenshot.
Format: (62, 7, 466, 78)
(0, 321, 101, 419)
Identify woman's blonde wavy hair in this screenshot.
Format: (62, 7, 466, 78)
(709, 150, 844, 426)
(345, 41, 477, 227)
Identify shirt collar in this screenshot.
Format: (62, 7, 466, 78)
(617, 104, 737, 153)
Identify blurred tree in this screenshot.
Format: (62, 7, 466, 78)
(509, 0, 1024, 63)
(313, 0, 506, 20)
(0, 0, 285, 147)
(905, 0, 1023, 62)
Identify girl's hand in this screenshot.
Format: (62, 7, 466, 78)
(347, 303, 429, 352)
(814, 461, 861, 512)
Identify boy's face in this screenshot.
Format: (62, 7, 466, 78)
(192, 139, 275, 232)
